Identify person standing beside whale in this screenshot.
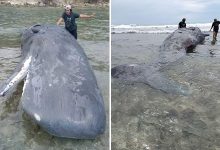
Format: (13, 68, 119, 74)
(210, 18, 220, 42)
(57, 5, 95, 39)
(178, 18, 186, 29)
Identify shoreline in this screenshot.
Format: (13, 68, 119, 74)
(111, 32, 171, 34)
(0, 1, 109, 7)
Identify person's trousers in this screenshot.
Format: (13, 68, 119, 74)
(68, 30, 77, 40)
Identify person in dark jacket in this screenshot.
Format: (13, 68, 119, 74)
(178, 18, 186, 29)
(57, 5, 95, 39)
(210, 18, 220, 41)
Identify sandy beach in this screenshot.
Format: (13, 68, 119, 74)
(112, 32, 220, 150)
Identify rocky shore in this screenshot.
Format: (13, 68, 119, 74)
(0, 0, 109, 7)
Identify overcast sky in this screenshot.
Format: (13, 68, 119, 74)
(111, 0, 220, 25)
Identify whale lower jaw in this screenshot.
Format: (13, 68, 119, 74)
(0, 56, 32, 96)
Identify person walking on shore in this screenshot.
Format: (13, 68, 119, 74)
(57, 5, 95, 39)
(210, 18, 220, 41)
(178, 18, 186, 29)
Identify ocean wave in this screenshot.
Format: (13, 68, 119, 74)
(111, 23, 212, 34)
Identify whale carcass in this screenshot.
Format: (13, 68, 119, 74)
(112, 27, 208, 95)
(0, 24, 106, 139)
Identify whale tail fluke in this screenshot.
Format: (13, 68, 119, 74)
(112, 64, 191, 96)
(146, 72, 191, 96)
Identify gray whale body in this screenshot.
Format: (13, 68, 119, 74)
(0, 24, 106, 139)
(112, 27, 208, 95)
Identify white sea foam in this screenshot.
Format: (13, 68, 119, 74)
(111, 23, 212, 34)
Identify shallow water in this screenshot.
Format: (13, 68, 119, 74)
(112, 33, 220, 150)
(0, 5, 109, 150)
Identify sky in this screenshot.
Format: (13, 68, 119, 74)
(111, 0, 220, 25)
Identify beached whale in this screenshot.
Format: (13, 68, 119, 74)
(112, 27, 208, 95)
(0, 24, 106, 139)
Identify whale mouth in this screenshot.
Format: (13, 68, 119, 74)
(186, 45, 196, 53)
